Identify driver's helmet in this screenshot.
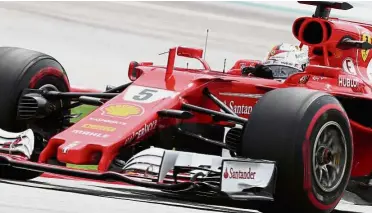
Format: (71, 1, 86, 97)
(263, 43, 309, 79)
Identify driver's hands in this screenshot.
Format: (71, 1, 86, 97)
(242, 64, 274, 79)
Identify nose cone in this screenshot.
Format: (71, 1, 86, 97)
(39, 102, 159, 171)
(56, 139, 103, 165)
(39, 83, 180, 171)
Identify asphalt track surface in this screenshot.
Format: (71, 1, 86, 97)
(0, 1, 370, 213)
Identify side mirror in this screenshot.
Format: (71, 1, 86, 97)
(176, 46, 203, 59)
(128, 61, 141, 81)
(128, 61, 153, 81)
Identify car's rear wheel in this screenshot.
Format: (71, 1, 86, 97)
(241, 87, 353, 213)
(0, 47, 70, 180)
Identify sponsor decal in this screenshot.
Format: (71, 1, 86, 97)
(223, 167, 256, 180)
(125, 120, 158, 142)
(89, 117, 126, 126)
(61, 141, 80, 154)
(82, 124, 116, 132)
(100, 104, 144, 119)
(267, 60, 296, 67)
(224, 100, 252, 115)
(312, 76, 326, 81)
(220, 160, 275, 192)
(361, 33, 372, 61)
(72, 130, 110, 138)
(338, 76, 359, 88)
(342, 58, 357, 75)
(299, 75, 309, 84)
(264, 59, 284, 65)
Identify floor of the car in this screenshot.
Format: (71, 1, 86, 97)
(345, 180, 372, 205)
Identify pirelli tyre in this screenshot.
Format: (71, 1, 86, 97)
(241, 87, 353, 213)
(0, 47, 70, 180)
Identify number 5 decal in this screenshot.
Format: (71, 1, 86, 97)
(133, 89, 158, 101)
(123, 85, 179, 103)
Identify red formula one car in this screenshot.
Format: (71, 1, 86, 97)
(0, 1, 371, 213)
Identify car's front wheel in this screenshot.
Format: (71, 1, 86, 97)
(0, 47, 70, 180)
(241, 87, 353, 213)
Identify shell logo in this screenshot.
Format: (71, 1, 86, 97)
(100, 104, 144, 119)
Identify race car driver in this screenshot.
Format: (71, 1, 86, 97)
(241, 43, 309, 80)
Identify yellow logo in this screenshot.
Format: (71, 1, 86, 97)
(101, 104, 143, 119)
(361, 33, 372, 61)
(82, 124, 116, 132)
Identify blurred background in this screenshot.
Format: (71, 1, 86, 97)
(0, 1, 370, 89)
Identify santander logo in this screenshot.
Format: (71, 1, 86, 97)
(223, 167, 256, 180)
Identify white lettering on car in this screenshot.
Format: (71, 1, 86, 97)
(338, 76, 359, 88)
(224, 101, 253, 115)
(312, 76, 326, 81)
(61, 141, 80, 154)
(71, 130, 110, 138)
(125, 120, 158, 142)
(89, 117, 127, 126)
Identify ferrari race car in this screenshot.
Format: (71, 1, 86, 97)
(0, 1, 371, 213)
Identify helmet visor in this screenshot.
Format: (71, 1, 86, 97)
(267, 65, 302, 79)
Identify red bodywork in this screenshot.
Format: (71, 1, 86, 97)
(36, 16, 372, 179)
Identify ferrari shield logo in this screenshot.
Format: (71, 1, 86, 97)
(361, 33, 372, 61)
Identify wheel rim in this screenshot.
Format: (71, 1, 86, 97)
(312, 121, 347, 193)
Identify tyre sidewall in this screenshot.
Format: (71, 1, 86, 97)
(295, 95, 353, 212)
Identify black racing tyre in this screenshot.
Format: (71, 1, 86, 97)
(241, 87, 353, 213)
(0, 47, 70, 180)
